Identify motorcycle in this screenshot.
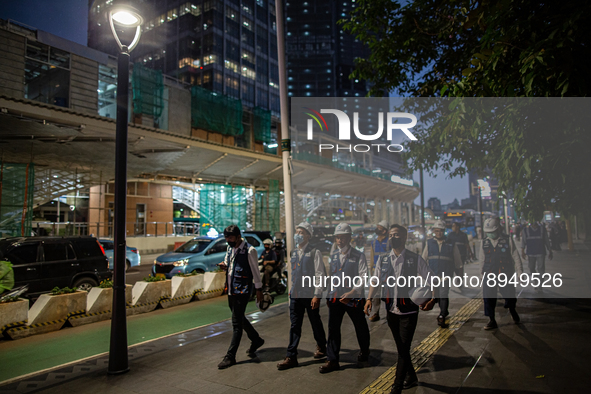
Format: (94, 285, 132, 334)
(250, 258, 287, 300)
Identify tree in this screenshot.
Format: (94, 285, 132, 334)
(341, 0, 591, 220)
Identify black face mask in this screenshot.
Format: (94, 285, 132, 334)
(390, 237, 403, 249)
(275, 244, 282, 249)
(227, 241, 237, 248)
(376, 229, 386, 236)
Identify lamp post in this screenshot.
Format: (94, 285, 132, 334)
(106, 3, 143, 375)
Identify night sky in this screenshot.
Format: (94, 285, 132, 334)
(0, 0, 469, 206)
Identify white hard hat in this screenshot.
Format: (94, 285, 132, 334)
(258, 291, 274, 312)
(334, 222, 352, 235)
(296, 222, 313, 236)
(410, 286, 432, 306)
(483, 218, 499, 233)
(377, 220, 388, 229)
(263, 238, 273, 245)
(432, 220, 446, 230)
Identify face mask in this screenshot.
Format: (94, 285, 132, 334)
(390, 237, 403, 249)
(294, 234, 304, 246)
(486, 232, 499, 240)
(227, 241, 237, 248)
(264, 245, 270, 249)
(375, 228, 386, 236)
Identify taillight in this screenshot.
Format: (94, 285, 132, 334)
(97, 240, 106, 256)
(131, 249, 138, 254)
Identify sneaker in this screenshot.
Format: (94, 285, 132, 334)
(483, 320, 498, 330)
(246, 337, 265, 357)
(218, 355, 236, 369)
(437, 315, 448, 328)
(510, 308, 520, 323)
(369, 313, 380, 322)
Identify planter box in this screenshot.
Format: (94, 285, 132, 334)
(68, 285, 134, 327)
(197, 272, 226, 300)
(132, 280, 171, 306)
(161, 274, 204, 309)
(0, 298, 29, 332)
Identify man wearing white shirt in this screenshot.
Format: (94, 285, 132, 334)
(319, 222, 370, 374)
(277, 222, 327, 370)
(366, 224, 435, 394)
(217, 225, 264, 369)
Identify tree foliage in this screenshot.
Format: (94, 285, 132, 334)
(341, 0, 591, 219)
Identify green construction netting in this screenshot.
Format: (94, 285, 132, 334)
(191, 86, 244, 136)
(199, 184, 247, 235)
(253, 106, 272, 143)
(132, 63, 164, 117)
(254, 180, 280, 233)
(0, 163, 34, 237)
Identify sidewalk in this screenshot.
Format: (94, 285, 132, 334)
(0, 242, 590, 393)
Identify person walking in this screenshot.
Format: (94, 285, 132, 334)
(521, 220, 552, 291)
(217, 225, 265, 369)
(447, 222, 475, 275)
(480, 218, 523, 330)
(368, 220, 389, 322)
(421, 220, 462, 328)
(277, 222, 327, 370)
(320, 222, 370, 373)
(365, 224, 435, 394)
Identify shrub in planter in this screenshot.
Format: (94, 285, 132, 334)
(132, 276, 171, 306)
(28, 289, 87, 326)
(0, 297, 29, 332)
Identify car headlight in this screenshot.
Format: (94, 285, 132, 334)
(173, 259, 189, 267)
(154, 259, 159, 265)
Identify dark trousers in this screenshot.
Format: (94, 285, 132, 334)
(483, 282, 517, 319)
(435, 284, 450, 318)
(326, 301, 370, 362)
(226, 294, 260, 358)
(286, 297, 327, 357)
(387, 311, 419, 387)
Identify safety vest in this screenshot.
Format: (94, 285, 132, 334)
(327, 246, 364, 307)
(447, 231, 468, 261)
(524, 226, 545, 255)
(482, 236, 514, 275)
(379, 250, 420, 314)
(226, 242, 254, 295)
(372, 237, 390, 265)
(426, 238, 454, 275)
(290, 244, 317, 298)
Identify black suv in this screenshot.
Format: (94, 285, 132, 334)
(0, 236, 112, 297)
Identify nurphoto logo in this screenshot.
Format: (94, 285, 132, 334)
(303, 108, 418, 153)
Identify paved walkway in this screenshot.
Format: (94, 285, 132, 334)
(0, 241, 590, 393)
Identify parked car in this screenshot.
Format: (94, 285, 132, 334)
(98, 239, 141, 271)
(152, 232, 265, 279)
(0, 236, 112, 297)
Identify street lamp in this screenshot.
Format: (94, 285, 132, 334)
(106, 2, 143, 375)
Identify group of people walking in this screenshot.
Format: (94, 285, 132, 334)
(215, 216, 555, 394)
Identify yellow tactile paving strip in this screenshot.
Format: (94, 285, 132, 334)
(361, 297, 483, 394)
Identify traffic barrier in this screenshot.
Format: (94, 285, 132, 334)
(196, 288, 225, 301)
(0, 298, 29, 335)
(132, 279, 171, 306)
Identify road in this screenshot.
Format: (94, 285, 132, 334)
(125, 253, 160, 286)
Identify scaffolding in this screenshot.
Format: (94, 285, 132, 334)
(199, 184, 247, 235)
(253, 106, 272, 143)
(132, 63, 164, 118)
(0, 163, 35, 237)
(255, 180, 280, 233)
(191, 86, 244, 136)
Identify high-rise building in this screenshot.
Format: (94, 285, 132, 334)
(285, 0, 369, 98)
(88, 0, 280, 114)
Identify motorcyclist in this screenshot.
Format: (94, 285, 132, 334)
(261, 239, 278, 290)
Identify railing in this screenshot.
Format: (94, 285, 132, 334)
(31, 222, 201, 238)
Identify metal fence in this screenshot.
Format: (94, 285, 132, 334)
(31, 222, 200, 238)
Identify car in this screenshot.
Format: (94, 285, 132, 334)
(98, 239, 141, 271)
(0, 236, 112, 298)
(152, 232, 265, 279)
